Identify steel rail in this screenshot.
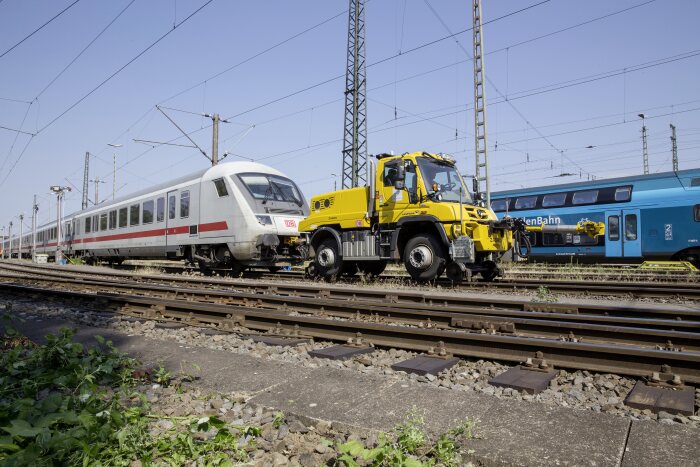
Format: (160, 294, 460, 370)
(1, 281, 699, 384)
(0, 262, 697, 321)
(1, 270, 699, 353)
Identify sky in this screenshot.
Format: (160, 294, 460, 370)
(1, 0, 699, 230)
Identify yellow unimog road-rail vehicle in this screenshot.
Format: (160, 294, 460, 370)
(299, 151, 603, 282)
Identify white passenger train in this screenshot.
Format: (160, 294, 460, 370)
(2, 162, 310, 273)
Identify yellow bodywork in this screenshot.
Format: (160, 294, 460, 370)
(299, 152, 513, 255)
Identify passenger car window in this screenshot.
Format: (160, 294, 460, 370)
(100, 213, 107, 231)
(490, 199, 508, 212)
(109, 210, 117, 230)
(213, 178, 228, 197)
(169, 195, 176, 220)
(157, 197, 165, 222)
(542, 233, 565, 245)
(130, 204, 140, 226)
(572, 190, 598, 205)
(514, 196, 537, 210)
(625, 214, 637, 240)
(691, 178, 700, 187)
(85, 217, 91, 233)
(614, 187, 631, 202)
(119, 208, 128, 228)
(143, 200, 154, 224)
(694, 205, 699, 222)
(542, 193, 566, 208)
(608, 216, 619, 241)
(180, 191, 190, 218)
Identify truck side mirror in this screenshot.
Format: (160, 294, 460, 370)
(472, 176, 479, 194)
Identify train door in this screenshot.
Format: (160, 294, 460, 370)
(605, 209, 642, 258)
(605, 211, 622, 258)
(165, 190, 177, 252)
(621, 208, 642, 257)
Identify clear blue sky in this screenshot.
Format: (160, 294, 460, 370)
(1, 0, 699, 228)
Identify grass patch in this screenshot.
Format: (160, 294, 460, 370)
(0, 320, 259, 466)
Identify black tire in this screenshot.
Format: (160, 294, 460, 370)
(403, 234, 446, 282)
(357, 261, 387, 278)
(314, 237, 342, 281)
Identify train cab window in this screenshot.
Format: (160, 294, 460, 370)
(695, 205, 700, 222)
(625, 214, 637, 240)
(119, 208, 128, 228)
(614, 187, 631, 202)
(608, 216, 619, 241)
(180, 191, 190, 218)
(213, 178, 228, 197)
(169, 195, 177, 220)
(130, 204, 140, 226)
(85, 217, 92, 233)
(143, 200, 154, 224)
(156, 197, 165, 222)
(100, 214, 108, 231)
(109, 210, 117, 230)
(514, 196, 537, 210)
(542, 193, 566, 208)
(491, 199, 508, 212)
(572, 190, 598, 205)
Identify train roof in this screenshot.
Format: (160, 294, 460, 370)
(74, 161, 286, 218)
(493, 168, 700, 198)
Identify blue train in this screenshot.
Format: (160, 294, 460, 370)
(490, 168, 700, 266)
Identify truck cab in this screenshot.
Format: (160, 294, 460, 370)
(299, 151, 513, 282)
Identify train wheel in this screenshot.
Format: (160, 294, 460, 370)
(314, 238, 342, 281)
(231, 261, 245, 277)
(268, 266, 282, 273)
(340, 262, 358, 277)
(403, 234, 446, 282)
(198, 260, 214, 276)
(357, 261, 387, 279)
(480, 260, 502, 282)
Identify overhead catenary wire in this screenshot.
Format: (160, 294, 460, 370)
(0, 0, 82, 60)
(0, 0, 216, 189)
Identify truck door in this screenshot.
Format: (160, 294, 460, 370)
(378, 160, 416, 224)
(622, 208, 642, 257)
(605, 210, 622, 258)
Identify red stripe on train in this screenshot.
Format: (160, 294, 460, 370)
(36, 221, 228, 247)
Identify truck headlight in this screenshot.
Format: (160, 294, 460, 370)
(256, 215, 272, 225)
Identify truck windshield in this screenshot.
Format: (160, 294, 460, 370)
(416, 157, 472, 203)
(237, 173, 303, 206)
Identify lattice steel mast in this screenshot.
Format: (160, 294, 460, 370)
(82, 152, 90, 209)
(472, 0, 490, 207)
(341, 0, 368, 188)
(670, 124, 678, 172)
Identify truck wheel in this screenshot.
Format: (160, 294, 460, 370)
(315, 238, 342, 281)
(404, 234, 446, 282)
(358, 261, 387, 278)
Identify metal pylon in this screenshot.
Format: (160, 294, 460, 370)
(670, 124, 678, 172)
(341, 0, 368, 189)
(472, 0, 490, 207)
(82, 152, 89, 209)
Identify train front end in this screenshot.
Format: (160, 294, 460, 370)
(206, 162, 309, 271)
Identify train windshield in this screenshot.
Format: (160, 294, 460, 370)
(416, 157, 472, 203)
(237, 173, 304, 206)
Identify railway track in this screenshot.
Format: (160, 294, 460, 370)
(1, 261, 699, 385)
(101, 261, 700, 300)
